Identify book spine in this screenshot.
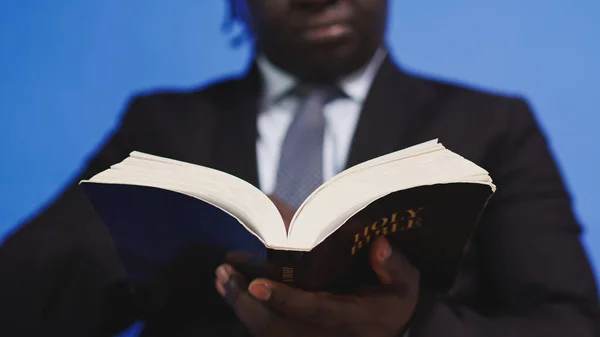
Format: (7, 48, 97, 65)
(266, 250, 306, 286)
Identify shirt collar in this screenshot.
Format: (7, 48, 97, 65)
(256, 47, 387, 106)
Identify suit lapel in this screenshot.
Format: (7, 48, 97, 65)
(345, 56, 436, 168)
(211, 56, 437, 186)
(212, 64, 263, 188)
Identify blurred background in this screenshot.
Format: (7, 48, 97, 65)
(0, 0, 598, 320)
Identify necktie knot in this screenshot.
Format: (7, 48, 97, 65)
(293, 84, 346, 104)
(272, 84, 341, 209)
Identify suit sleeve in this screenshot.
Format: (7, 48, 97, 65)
(409, 98, 600, 337)
(0, 96, 150, 336)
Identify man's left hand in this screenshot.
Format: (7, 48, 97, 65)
(214, 236, 420, 337)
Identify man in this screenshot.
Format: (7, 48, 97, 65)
(0, 0, 598, 336)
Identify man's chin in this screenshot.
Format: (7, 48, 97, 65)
(303, 35, 358, 58)
(264, 38, 372, 83)
(307, 48, 369, 81)
(297, 42, 366, 80)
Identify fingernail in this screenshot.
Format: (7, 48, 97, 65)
(224, 277, 236, 297)
(216, 265, 231, 284)
(216, 265, 234, 298)
(380, 242, 392, 262)
(248, 280, 271, 301)
(215, 278, 226, 297)
(223, 275, 244, 306)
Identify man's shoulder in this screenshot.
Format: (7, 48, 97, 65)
(405, 70, 528, 115)
(110, 76, 247, 155)
(127, 74, 246, 112)
(393, 69, 540, 166)
(401, 70, 536, 137)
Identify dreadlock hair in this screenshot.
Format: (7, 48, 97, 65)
(222, 0, 253, 47)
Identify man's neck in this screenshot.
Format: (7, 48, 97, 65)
(256, 46, 387, 85)
(256, 47, 387, 104)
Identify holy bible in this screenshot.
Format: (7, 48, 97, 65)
(80, 139, 495, 293)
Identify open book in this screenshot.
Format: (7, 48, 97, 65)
(80, 140, 495, 292)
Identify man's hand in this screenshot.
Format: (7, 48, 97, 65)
(214, 236, 420, 337)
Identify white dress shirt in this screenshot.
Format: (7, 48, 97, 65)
(255, 49, 387, 194)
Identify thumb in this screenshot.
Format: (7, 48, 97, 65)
(369, 236, 420, 289)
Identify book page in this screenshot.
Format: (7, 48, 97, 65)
(80, 140, 494, 253)
(285, 140, 495, 250)
(82, 153, 287, 246)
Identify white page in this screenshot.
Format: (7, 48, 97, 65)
(286, 145, 494, 250)
(84, 157, 287, 246)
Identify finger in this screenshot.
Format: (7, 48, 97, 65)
(225, 251, 269, 280)
(225, 251, 255, 265)
(368, 237, 421, 327)
(247, 277, 357, 329)
(215, 264, 285, 337)
(369, 236, 420, 292)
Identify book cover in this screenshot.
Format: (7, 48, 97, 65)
(82, 181, 493, 294)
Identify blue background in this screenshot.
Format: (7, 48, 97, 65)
(0, 1, 598, 335)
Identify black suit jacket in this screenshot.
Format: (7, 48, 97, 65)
(0, 57, 598, 337)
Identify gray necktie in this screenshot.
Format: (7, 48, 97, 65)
(273, 86, 341, 209)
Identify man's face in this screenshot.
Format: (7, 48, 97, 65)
(246, 0, 388, 83)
